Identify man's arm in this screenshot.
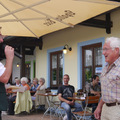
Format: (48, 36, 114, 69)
(0, 45, 14, 83)
(58, 93, 74, 105)
(94, 98, 104, 120)
(90, 90, 101, 96)
(58, 93, 69, 103)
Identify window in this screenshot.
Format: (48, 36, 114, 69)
(82, 43, 102, 88)
(50, 51, 63, 89)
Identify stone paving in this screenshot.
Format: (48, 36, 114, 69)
(2, 111, 58, 120)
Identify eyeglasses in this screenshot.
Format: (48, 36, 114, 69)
(102, 48, 112, 52)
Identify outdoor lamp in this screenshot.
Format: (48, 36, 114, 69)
(63, 44, 72, 54)
(17, 63, 20, 67)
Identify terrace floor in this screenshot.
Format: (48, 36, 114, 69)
(2, 110, 58, 120)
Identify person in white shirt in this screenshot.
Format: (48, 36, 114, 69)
(0, 37, 14, 119)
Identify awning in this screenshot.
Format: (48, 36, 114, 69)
(0, 0, 120, 38)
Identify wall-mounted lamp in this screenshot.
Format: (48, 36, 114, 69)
(63, 44, 72, 54)
(17, 63, 20, 67)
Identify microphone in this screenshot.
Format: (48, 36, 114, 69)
(14, 51, 22, 59)
(2, 44, 22, 59)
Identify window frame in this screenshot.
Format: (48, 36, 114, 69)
(82, 43, 102, 88)
(50, 50, 63, 89)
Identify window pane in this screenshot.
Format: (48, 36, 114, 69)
(52, 55, 57, 69)
(85, 50, 92, 67)
(95, 47, 102, 65)
(95, 67, 102, 76)
(52, 69, 57, 85)
(59, 54, 63, 85)
(52, 55, 57, 85)
(84, 67, 92, 83)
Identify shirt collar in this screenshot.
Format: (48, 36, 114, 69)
(105, 57, 120, 67)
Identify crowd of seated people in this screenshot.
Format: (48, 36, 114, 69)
(7, 77, 46, 115)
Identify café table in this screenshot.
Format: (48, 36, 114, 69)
(68, 96, 86, 110)
(37, 93, 58, 120)
(67, 96, 85, 101)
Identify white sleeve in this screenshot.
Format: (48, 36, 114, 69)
(0, 62, 6, 77)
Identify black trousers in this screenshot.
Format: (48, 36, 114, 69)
(8, 96, 16, 115)
(0, 111, 2, 120)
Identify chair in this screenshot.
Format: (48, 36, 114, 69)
(72, 96, 100, 120)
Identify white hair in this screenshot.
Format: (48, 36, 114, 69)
(105, 37, 120, 53)
(21, 77, 28, 83)
(39, 78, 45, 84)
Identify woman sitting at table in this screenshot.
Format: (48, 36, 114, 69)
(34, 78, 46, 110)
(30, 78, 39, 96)
(20, 77, 30, 91)
(8, 78, 21, 115)
(14, 77, 32, 115)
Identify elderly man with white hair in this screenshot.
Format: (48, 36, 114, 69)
(94, 37, 120, 120)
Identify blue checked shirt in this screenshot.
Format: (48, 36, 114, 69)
(101, 57, 120, 103)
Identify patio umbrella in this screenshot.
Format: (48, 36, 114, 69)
(0, 0, 120, 38)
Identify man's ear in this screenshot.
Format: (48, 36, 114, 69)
(115, 48, 119, 54)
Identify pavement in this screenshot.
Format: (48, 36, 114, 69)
(2, 111, 58, 120)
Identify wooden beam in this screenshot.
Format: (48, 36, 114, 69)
(79, 18, 112, 28)
(79, 13, 112, 34)
(3, 36, 43, 49)
(106, 13, 111, 34)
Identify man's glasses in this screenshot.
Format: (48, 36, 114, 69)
(102, 48, 112, 52)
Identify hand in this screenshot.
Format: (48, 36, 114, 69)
(31, 84, 34, 87)
(94, 106, 101, 120)
(0, 38, 3, 43)
(34, 93, 36, 97)
(5, 45, 14, 60)
(66, 100, 75, 106)
(6, 88, 12, 92)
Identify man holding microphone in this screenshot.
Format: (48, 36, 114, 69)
(0, 37, 14, 120)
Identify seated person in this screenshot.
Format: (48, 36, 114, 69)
(14, 77, 32, 114)
(15, 77, 21, 87)
(34, 78, 46, 110)
(85, 75, 101, 96)
(83, 75, 101, 119)
(21, 77, 30, 91)
(27, 78, 32, 87)
(30, 78, 39, 96)
(8, 78, 21, 115)
(58, 74, 83, 120)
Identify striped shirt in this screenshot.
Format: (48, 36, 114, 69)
(101, 57, 120, 103)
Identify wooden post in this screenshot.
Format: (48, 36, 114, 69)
(20, 45, 25, 78)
